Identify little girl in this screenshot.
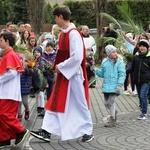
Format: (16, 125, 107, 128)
(26, 36, 37, 53)
(96, 45, 126, 127)
(17, 53, 31, 121)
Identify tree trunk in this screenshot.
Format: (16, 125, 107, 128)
(95, 0, 108, 63)
(26, 0, 45, 36)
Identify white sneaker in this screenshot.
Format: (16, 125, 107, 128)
(137, 114, 147, 120)
(123, 90, 131, 95)
(128, 89, 132, 94)
(132, 90, 138, 96)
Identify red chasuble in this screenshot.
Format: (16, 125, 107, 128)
(45, 28, 90, 113)
(0, 48, 24, 75)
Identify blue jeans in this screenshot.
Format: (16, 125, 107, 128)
(136, 83, 149, 114)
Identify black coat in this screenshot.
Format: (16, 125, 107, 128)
(132, 51, 150, 84)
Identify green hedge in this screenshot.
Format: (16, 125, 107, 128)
(64, 1, 96, 28)
(63, 1, 150, 30)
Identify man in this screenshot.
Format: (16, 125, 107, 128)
(6, 22, 14, 32)
(16, 22, 25, 40)
(30, 5, 94, 142)
(0, 32, 29, 149)
(24, 23, 36, 37)
(103, 23, 118, 40)
(81, 25, 96, 55)
(81, 25, 96, 88)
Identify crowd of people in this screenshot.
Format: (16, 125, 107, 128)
(0, 4, 150, 149)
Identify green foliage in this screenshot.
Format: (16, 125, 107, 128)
(99, 2, 147, 56)
(117, 2, 144, 34)
(0, 1, 6, 24)
(0, 0, 149, 33)
(107, 1, 150, 30)
(44, 3, 53, 24)
(63, 0, 96, 28)
(7, 0, 28, 24)
(123, 52, 134, 63)
(13, 44, 31, 54)
(100, 13, 122, 29)
(102, 2, 144, 35)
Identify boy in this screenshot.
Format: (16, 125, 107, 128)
(131, 39, 150, 120)
(42, 40, 57, 100)
(0, 32, 29, 149)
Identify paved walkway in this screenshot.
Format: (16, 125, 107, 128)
(5, 78, 150, 150)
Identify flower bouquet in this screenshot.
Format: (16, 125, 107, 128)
(27, 59, 47, 92)
(28, 60, 36, 68)
(86, 53, 95, 71)
(42, 62, 55, 76)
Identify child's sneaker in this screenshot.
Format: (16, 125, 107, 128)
(137, 114, 147, 120)
(104, 116, 115, 127)
(132, 90, 138, 96)
(123, 90, 131, 95)
(24, 110, 30, 120)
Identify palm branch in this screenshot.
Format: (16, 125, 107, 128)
(116, 2, 144, 34)
(13, 45, 34, 61)
(13, 45, 30, 54)
(100, 13, 122, 30)
(88, 76, 98, 87)
(116, 2, 134, 24)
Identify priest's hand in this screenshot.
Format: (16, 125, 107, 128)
(55, 65, 60, 73)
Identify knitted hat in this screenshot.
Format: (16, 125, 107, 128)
(138, 39, 149, 49)
(33, 46, 43, 55)
(126, 33, 133, 39)
(44, 33, 53, 40)
(105, 45, 117, 56)
(46, 40, 54, 48)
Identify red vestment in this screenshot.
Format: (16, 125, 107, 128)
(0, 48, 24, 75)
(45, 28, 90, 113)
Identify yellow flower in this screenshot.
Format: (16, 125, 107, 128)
(27, 61, 35, 68)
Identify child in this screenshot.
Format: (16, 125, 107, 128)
(0, 32, 29, 148)
(17, 53, 32, 121)
(131, 39, 150, 120)
(42, 40, 57, 100)
(96, 44, 126, 127)
(26, 36, 37, 53)
(31, 46, 47, 117)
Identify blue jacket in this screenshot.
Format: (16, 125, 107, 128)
(96, 57, 126, 93)
(21, 66, 32, 94)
